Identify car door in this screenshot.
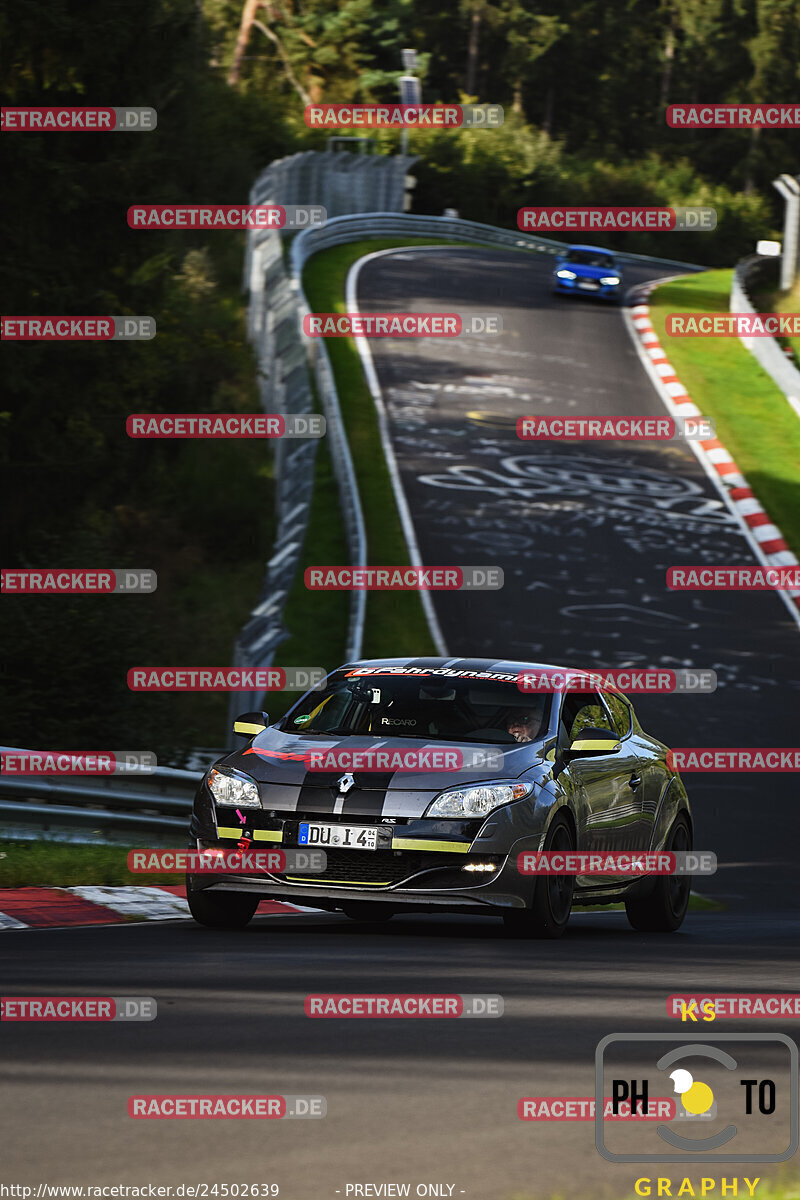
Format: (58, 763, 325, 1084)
(559, 687, 645, 854)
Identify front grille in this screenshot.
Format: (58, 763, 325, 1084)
(280, 850, 456, 888)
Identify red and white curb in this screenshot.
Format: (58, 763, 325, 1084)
(624, 283, 800, 626)
(0, 886, 318, 930)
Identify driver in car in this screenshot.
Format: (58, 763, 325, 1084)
(507, 710, 538, 743)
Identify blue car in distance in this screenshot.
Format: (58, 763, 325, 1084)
(553, 244, 622, 299)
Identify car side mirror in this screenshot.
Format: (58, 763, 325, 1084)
(561, 727, 621, 763)
(232, 710, 269, 738)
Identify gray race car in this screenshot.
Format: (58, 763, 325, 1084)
(186, 657, 693, 938)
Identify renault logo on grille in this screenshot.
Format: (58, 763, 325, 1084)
(337, 772, 355, 795)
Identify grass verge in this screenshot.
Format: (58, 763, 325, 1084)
(0, 841, 183, 888)
(648, 270, 800, 556)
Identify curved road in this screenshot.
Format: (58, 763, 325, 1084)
(2, 247, 798, 1199)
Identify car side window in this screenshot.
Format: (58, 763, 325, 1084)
(604, 691, 631, 737)
(560, 690, 614, 742)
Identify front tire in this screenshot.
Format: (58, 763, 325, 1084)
(625, 816, 691, 932)
(187, 879, 260, 929)
(503, 812, 575, 939)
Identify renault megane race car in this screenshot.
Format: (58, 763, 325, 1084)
(186, 657, 692, 938)
(553, 244, 622, 299)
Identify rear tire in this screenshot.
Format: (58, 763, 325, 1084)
(341, 902, 395, 923)
(187, 880, 260, 929)
(503, 813, 575, 939)
(625, 816, 691, 932)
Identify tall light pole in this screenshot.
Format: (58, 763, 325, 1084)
(398, 48, 420, 158)
(772, 173, 800, 292)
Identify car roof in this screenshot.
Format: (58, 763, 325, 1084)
(563, 243, 616, 255)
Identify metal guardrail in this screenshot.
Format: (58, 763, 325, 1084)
(732, 254, 800, 417)
(0, 747, 203, 843)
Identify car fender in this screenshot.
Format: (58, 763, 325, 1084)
(649, 772, 692, 852)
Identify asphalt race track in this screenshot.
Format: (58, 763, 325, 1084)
(2, 248, 799, 1199)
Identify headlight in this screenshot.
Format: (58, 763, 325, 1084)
(556, 269, 577, 280)
(425, 780, 534, 818)
(207, 766, 261, 808)
(600, 276, 620, 285)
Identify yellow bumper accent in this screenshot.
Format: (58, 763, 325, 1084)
(216, 826, 283, 843)
(390, 838, 471, 853)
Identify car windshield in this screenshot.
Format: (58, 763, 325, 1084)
(278, 668, 551, 745)
(564, 250, 615, 268)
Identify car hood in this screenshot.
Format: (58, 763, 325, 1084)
(216, 726, 549, 818)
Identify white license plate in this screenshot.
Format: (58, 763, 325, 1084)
(578, 280, 599, 290)
(298, 822, 378, 850)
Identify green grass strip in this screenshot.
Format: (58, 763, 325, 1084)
(649, 270, 800, 556)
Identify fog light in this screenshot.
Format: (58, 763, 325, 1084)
(462, 862, 498, 873)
